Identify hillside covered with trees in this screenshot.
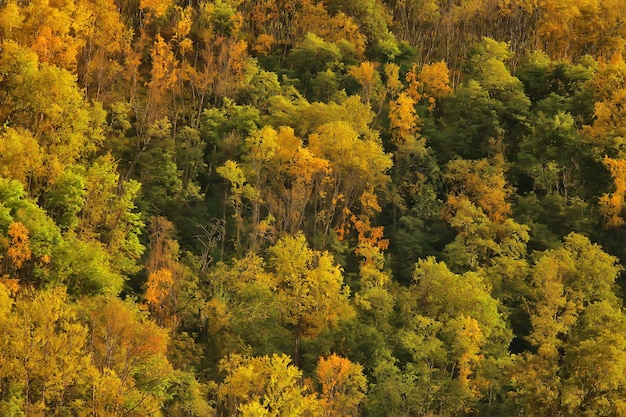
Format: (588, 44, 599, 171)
(2, 0, 626, 415)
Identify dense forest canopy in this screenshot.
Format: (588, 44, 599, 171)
(2, 0, 626, 415)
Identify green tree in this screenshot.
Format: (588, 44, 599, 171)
(395, 257, 512, 415)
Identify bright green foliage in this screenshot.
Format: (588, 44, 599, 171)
(163, 370, 215, 416)
(412, 258, 509, 345)
(443, 197, 529, 272)
(0, 175, 133, 295)
(54, 235, 125, 296)
(43, 167, 86, 231)
(217, 159, 259, 251)
(204, 252, 290, 361)
(468, 39, 529, 114)
(0, 178, 61, 284)
(78, 155, 144, 275)
(201, 233, 353, 370)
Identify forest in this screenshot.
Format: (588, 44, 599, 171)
(1, 0, 626, 415)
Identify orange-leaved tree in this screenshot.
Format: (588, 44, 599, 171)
(316, 354, 367, 416)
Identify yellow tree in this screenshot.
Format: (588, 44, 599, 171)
(444, 155, 513, 224)
(536, 0, 626, 59)
(308, 120, 392, 241)
(145, 268, 174, 323)
(217, 159, 259, 251)
(388, 92, 424, 153)
(0, 287, 94, 415)
(0, 127, 44, 187)
(84, 296, 174, 415)
(194, 1, 248, 104)
(239, 125, 331, 242)
(269, 127, 329, 236)
(348, 61, 381, 105)
(405, 257, 512, 415)
(78, 0, 132, 103)
(243, 126, 279, 249)
(145, 34, 180, 126)
(269, 233, 354, 365)
(2, 0, 88, 72)
(295, 0, 367, 56)
(583, 56, 626, 157)
(218, 353, 323, 416)
(144, 216, 187, 328)
(599, 157, 626, 227)
(316, 354, 367, 417)
(240, 96, 391, 247)
(0, 41, 105, 191)
(0, 2, 23, 38)
(419, 61, 453, 110)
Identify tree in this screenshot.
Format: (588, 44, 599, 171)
(144, 215, 202, 330)
(444, 155, 513, 224)
(286, 33, 343, 101)
(0, 41, 105, 191)
(308, 120, 392, 242)
(349, 61, 381, 105)
(511, 233, 625, 416)
(5, 222, 31, 270)
(0, 127, 43, 187)
(295, 0, 367, 56)
(43, 166, 86, 231)
(77, 0, 131, 103)
(388, 92, 421, 151)
(83, 296, 175, 415)
(316, 354, 367, 417)
(599, 156, 626, 227)
(0, 287, 94, 415)
(379, 256, 512, 416)
(269, 233, 354, 365)
(217, 353, 322, 417)
(0, 178, 61, 287)
(430, 80, 503, 160)
(204, 252, 290, 364)
(217, 159, 258, 251)
(583, 56, 626, 158)
(77, 155, 145, 276)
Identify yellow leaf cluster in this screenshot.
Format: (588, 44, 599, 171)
(7, 222, 32, 269)
(599, 157, 626, 227)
